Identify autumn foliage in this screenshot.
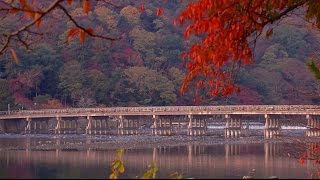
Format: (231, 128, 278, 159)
(177, 0, 320, 100)
(1, 0, 320, 107)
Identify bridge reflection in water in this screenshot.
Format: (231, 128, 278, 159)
(0, 139, 317, 179)
(1, 105, 320, 138)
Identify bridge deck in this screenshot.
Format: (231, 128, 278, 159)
(1, 105, 320, 120)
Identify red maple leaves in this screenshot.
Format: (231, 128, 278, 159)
(177, 0, 305, 98)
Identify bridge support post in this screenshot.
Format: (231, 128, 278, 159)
(98, 119, 102, 135)
(68, 120, 74, 134)
(116, 116, 140, 135)
(66, 120, 70, 134)
(38, 121, 43, 134)
(135, 119, 139, 135)
(152, 115, 173, 136)
(178, 117, 181, 134)
(264, 114, 281, 138)
(306, 115, 320, 137)
(63, 119, 66, 134)
(224, 115, 242, 138)
(152, 115, 157, 135)
(105, 119, 109, 135)
(187, 115, 207, 136)
(94, 119, 97, 135)
(55, 116, 61, 134)
(75, 120, 78, 134)
(187, 115, 193, 136)
(25, 117, 31, 134)
(86, 116, 92, 135)
(159, 118, 163, 135)
(125, 119, 129, 135)
(117, 115, 124, 135)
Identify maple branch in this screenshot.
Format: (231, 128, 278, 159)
(57, 3, 121, 41)
(16, 34, 29, 51)
(0, 0, 124, 55)
(0, 7, 45, 14)
(247, 0, 308, 59)
(0, 0, 62, 54)
(0, 0, 45, 14)
(264, 0, 309, 26)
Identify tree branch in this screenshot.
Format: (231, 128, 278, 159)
(263, 0, 309, 26)
(0, 0, 62, 54)
(0, 0, 123, 55)
(57, 3, 121, 42)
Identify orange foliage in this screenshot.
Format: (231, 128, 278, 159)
(156, 8, 163, 16)
(9, 48, 19, 64)
(82, 0, 90, 14)
(139, 4, 145, 12)
(3, 0, 320, 101)
(66, 0, 73, 5)
(46, 99, 64, 109)
(177, 0, 310, 98)
(66, 27, 94, 44)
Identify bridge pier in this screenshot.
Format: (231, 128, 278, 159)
(117, 116, 140, 135)
(187, 115, 207, 136)
(55, 117, 78, 135)
(152, 115, 157, 135)
(87, 117, 111, 135)
(224, 115, 242, 138)
(86, 116, 94, 135)
(306, 115, 320, 137)
(264, 115, 281, 139)
(55, 116, 61, 134)
(152, 115, 173, 136)
(25, 118, 48, 134)
(24, 117, 31, 134)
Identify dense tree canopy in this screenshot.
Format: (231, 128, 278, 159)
(0, 0, 320, 110)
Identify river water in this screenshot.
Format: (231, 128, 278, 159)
(0, 128, 319, 179)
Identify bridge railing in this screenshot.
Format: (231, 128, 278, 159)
(1, 105, 320, 117)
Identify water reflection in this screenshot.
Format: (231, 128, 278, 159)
(0, 137, 318, 179)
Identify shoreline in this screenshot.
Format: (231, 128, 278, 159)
(0, 129, 319, 151)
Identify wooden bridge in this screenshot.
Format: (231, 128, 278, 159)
(1, 105, 320, 138)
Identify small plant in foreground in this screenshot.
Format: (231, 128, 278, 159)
(109, 149, 125, 179)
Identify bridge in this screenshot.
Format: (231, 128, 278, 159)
(1, 105, 320, 138)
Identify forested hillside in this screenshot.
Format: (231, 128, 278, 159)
(0, 1, 319, 110)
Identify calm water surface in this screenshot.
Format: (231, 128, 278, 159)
(0, 134, 318, 179)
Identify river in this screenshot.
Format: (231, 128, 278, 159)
(0, 128, 319, 179)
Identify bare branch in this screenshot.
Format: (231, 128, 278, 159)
(57, 3, 121, 42)
(263, 0, 309, 26)
(16, 34, 30, 51)
(0, 0, 62, 54)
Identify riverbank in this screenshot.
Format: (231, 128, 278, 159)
(0, 129, 319, 151)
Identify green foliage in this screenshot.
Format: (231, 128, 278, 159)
(2, 1, 320, 107)
(94, 6, 119, 30)
(307, 59, 320, 80)
(108, 150, 183, 179)
(169, 172, 183, 179)
(85, 69, 111, 104)
(109, 149, 125, 179)
(0, 79, 14, 111)
(120, 6, 141, 26)
(123, 66, 176, 105)
(58, 61, 85, 106)
(272, 25, 311, 60)
(141, 162, 158, 179)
